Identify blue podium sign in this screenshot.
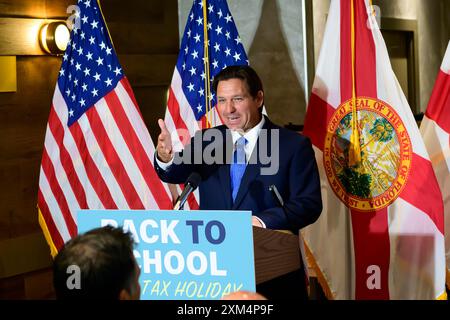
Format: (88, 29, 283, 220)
(77, 210, 255, 300)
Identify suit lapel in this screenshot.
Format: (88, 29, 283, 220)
(218, 129, 234, 209)
(218, 164, 232, 209)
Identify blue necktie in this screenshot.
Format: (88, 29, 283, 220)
(230, 136, 247, 203)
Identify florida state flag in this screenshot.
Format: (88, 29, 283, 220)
(303, 0, 446, 299)
(420, 41, 450, 288)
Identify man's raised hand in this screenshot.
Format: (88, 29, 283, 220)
(156, 119, 173, 163)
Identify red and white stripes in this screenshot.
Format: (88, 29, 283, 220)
(165, 67, 213, 210)
(38, 77, 173, 252)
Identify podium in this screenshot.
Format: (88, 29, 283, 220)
(252, 227, 307, 299)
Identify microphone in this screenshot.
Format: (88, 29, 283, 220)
(269, 184, 284, 208)
(269, 184, 293, 227)
(173, 172, 201, 210)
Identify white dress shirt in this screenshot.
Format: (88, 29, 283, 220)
(155, 116, 267, 228)
(230, 116, 265, 164)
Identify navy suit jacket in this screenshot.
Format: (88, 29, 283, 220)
(155, 116, 322, 233)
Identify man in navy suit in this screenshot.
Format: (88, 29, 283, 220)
(155, 65, 322, 299)
(155, 65, 322, 233)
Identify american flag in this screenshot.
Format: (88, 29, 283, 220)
(38, 0, 173, 256)
(165, 0, 249, 209)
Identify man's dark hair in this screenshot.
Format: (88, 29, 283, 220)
(212, 65, 264, 99)
(53, 226, 138, 300)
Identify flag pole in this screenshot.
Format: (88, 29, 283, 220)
(96, 0, 115, 51)
(202, 0, 212, 128)
(349, 0, 361, 166)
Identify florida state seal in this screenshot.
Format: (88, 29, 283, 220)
(323, 97, 412, 211)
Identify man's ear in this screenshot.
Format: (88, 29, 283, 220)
(257, 90, 264, 107)
(119, 289, 132, 300)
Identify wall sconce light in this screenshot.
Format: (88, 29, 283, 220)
(39, 21, 70, 55)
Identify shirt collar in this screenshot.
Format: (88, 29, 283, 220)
(230, 116, 265, 146)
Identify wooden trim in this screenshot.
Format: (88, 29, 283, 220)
(0, 56, 16, 92)
(0, 232, 53, 279)
(305, 0, 315, 101)
(0, 0, 72, 19)
(0, 17, 60, 55)
(0, 267, 55, 299)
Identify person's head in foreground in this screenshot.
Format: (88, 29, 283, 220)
(53, 225, 141, 300)
(222, 290, 267, 300)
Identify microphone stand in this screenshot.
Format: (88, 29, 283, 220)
(173, 172, 201, 211)
(269, 184, 309, 286)
(269, 184, 293, 228)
